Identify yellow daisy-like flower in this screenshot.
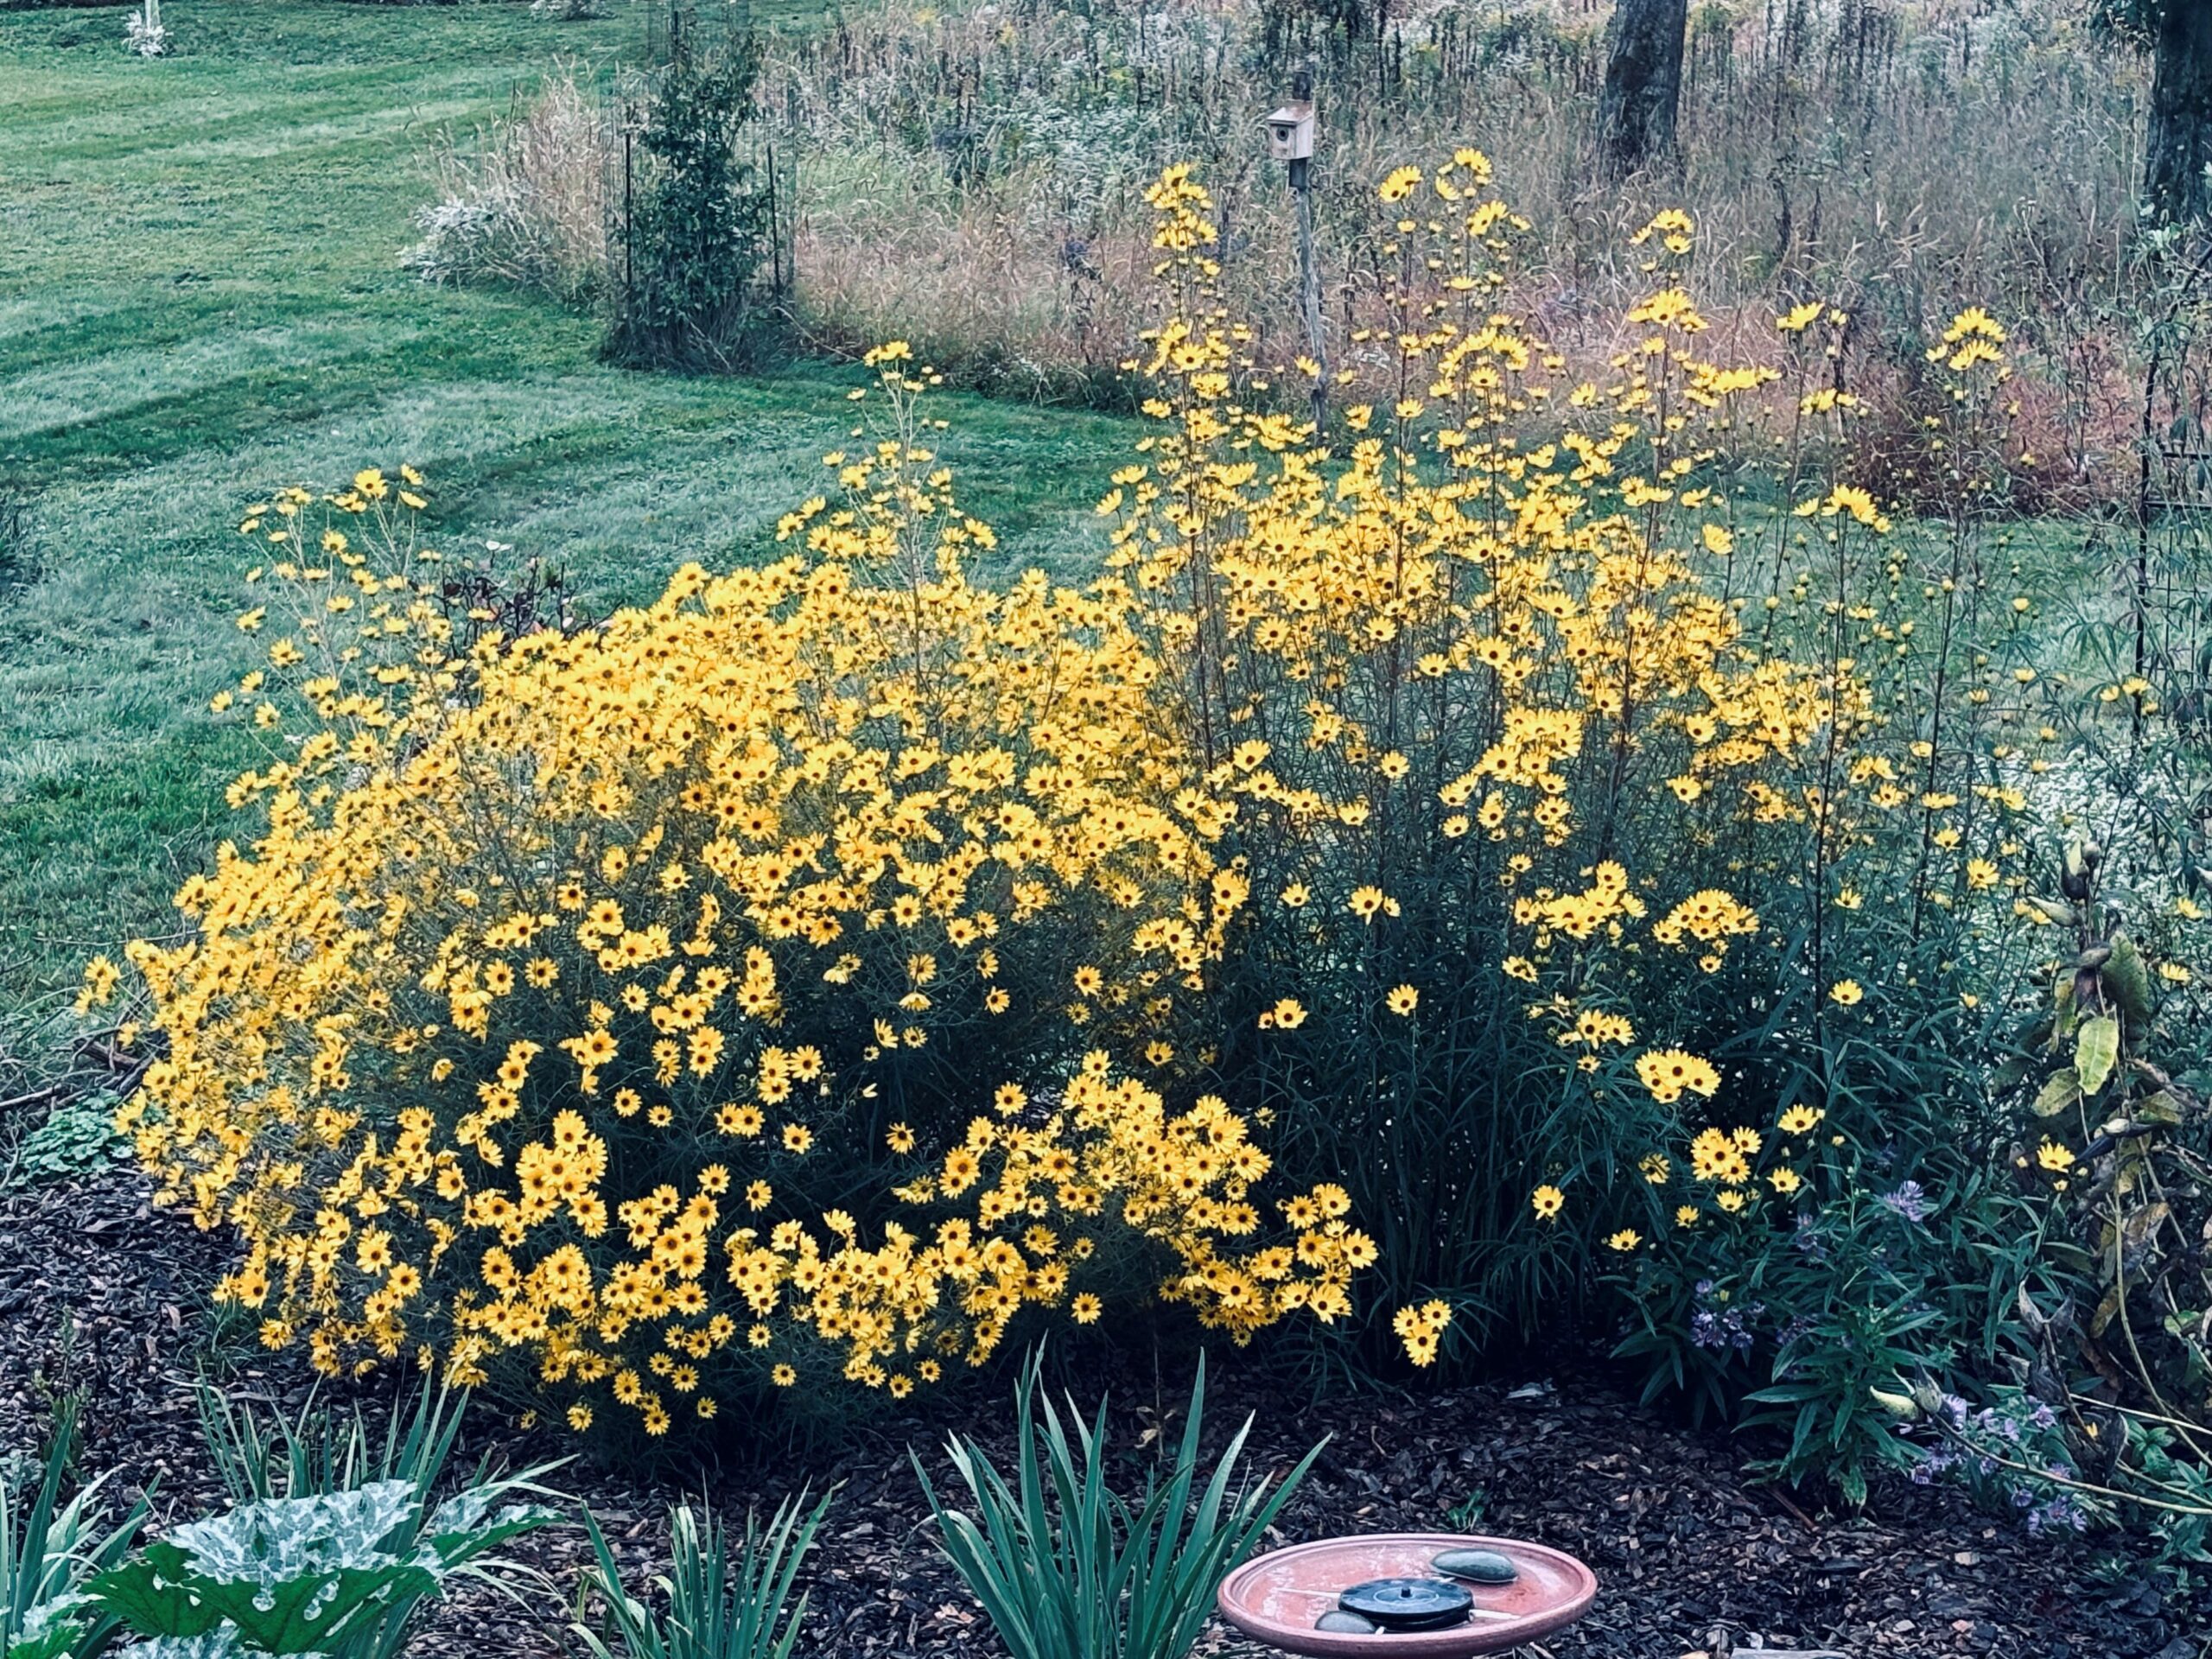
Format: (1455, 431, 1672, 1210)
(1391, 1299, 1452, 1364)
(1604, 1229, 1642, 1252)
(2035, 1138, 2075, 1173)
(1635, 1049, 1720, 1103)
(1828, 979, 1864, 1007)
(1386, 984, 1419, 1015)
(1530, 1184, 1565, 1221)
(1071, 1293, 1102, 1325)
(1378, 165, 1422, 202)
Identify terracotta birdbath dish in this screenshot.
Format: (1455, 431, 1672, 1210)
(1217, 1533, 1597, 1656)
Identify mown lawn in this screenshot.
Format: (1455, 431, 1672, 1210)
(0, 0, 1128, 1060)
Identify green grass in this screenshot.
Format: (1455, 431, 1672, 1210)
(0, 0, 1132, 1061)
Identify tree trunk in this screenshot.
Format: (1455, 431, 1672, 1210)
(2147, 0, 2212, 223)
(1597, 0, 1689, 180)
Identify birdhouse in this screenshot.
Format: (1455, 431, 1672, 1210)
(1263, 101, 1315, 162)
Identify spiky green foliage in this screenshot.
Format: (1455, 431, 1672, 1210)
(1, 1400, 143, 1659)
(917, 1351, 1321, 1659)
(572, 1491, 830, 1659)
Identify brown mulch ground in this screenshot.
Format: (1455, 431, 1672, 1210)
(2, 1165, 2200, 1659)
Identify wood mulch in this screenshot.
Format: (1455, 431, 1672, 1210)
(1, 1165, 2196, 1659)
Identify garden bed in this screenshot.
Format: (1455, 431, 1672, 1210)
(2, 1164, 2190, 1659)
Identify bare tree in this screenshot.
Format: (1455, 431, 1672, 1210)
(1597, 0, 1689, 180)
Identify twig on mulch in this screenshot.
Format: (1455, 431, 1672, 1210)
(0, 1084, 68, 1115)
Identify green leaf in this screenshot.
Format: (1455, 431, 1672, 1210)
(195, 1563, 436, 1656)
(2075, 1015, 2120, 1095)
(2133, 1089, 2184, 1128)
(2103, 933, 2155, 1027)
(86, 1545, 226, 1642)
(2032, 1066, 2082, 1117)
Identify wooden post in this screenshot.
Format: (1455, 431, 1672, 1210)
(1289, 67, 1326, 435)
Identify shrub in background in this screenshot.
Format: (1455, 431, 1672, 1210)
(607, 20, 781, 368)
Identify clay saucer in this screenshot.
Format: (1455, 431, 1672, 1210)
(1217, 1533, 1597, 1656)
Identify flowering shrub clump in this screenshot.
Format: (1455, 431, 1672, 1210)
(1096, 156, 2003, 1368)
(107, 394, 1370, 1433)
(105, 146, 2212, 1492)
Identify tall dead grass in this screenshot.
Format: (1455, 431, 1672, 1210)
(407, 67, 613, 309)
(754, 0, 2152, 439)
(409, 0, 2163, 484)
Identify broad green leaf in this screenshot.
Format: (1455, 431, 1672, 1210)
(2031, 1066, 2081, 1117)
(86, 1546, 226, 1642)
(2075, 1015, 2120, 1095)
(2104, 933, 2154, 1026)
(197, 1563, 435, 1656)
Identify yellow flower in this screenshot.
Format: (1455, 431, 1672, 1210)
(1265, 998, 1307, 1031)
(1386, 984, 1419, 1015)
(76, 956, 120, 1014)
(1530, 1184, 1565, 1221)
(2035, 1139, 2075, 1173)
(1635, 1050, 1720, 1103)
(1071, 1294, 1102, 1325)
(1378, 165, 1422, 202)
(1604, 1229, 1642, 1252)
(1827, 980, 1863, 1007)
(1777, 1105, 1822, 1136)
(1392, 1299, 1452, 1363)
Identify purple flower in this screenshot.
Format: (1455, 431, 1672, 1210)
(1878, 1180, 1930, 1223)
